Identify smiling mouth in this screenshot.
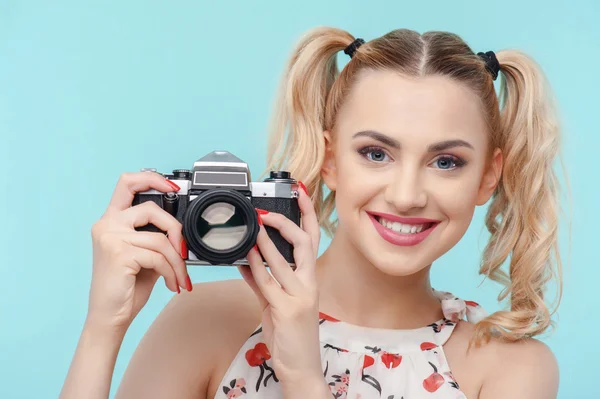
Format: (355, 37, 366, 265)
(374, 216, 437, 235)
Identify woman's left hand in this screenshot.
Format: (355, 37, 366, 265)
(237, 183, 328, 397)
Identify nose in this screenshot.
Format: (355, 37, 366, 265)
(383, 166, 428, 212)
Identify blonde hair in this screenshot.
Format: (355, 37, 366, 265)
(265, 26, 567, 344)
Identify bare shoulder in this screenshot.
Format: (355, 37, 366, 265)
(452, 321, 559, 399)
(479, 336, 558, 399)
(115, 278, 262, 399)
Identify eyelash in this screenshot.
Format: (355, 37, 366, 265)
(357, 146, 468, 170)
(358, 146, 391, 163)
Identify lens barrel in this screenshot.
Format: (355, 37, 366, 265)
(182, 189, 259, 265)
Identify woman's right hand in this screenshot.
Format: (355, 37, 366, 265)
(85, 171, 192, 334)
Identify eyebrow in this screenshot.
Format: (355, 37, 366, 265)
(352, 130, 475, 152)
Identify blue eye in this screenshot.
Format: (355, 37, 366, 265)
(433, 156, 466, 170)
(358, 146, 390, 163)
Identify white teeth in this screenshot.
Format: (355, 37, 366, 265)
(376, 217, 430, 234)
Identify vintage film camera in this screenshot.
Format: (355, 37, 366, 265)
(133, 151, 301, 266)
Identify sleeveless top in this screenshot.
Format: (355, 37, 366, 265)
(214, 290, 488, 399)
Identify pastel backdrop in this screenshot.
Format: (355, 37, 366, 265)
(1, 1, 597, 398)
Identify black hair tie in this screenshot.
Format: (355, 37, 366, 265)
(344, 38, 365, 58)
(477, 51, 500, 81)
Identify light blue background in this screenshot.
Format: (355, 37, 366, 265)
(1, 1, 597, 398)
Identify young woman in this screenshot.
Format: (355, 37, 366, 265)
(60, 26, 565, 399)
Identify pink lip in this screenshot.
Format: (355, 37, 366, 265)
(367, 212, 440, 247)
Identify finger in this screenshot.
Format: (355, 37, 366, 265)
(120, 201, 185, 262)
(120, 231, 188, 292)
(258, 210, 314, 272)
(254, 219, 303, 295)
(107, 172, 181, 213)
(297, 181, 321, 257)
(246, 244, 286, 304)
(237, 265, 268, 309)
(127, 246, 179, 293)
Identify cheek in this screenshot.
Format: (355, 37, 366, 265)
(433, 172, 481, 219)
(332, 154, 380, 213)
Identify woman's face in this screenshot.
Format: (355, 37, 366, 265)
(322, 70, 502, 276)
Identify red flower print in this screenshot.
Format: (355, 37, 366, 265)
(319, 312, 341, 322)
(226, 389, 244, 398)
(244, 343, 278, 392)
(332, 381, 348, 397)
(245, 343, 271, 367)
(234, 378, 246, 388)
(380, 352, 402, 369)
(222, 378, 247, 398)
(420, 342, 438, 351)
(328, 369, 350, 399)
(363, 355, 375, 369)
(423, 361, 444, 393)
(465, 300, 480, 307)
(423, 372, 445, 393)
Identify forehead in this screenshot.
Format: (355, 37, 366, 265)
(335, 70, 488, 148)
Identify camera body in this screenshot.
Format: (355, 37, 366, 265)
(133, 151, 300, 266)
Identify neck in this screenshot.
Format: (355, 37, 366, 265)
(316, 226, 444, 329)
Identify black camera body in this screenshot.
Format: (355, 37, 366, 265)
(133, 151, 301, 266)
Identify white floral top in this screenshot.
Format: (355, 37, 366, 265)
(214, 290, 488, 399)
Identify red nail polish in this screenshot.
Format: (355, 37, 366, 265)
(256, 209, 268, 226)
(177, 285, 181, 294)
(166, 179, 181, 192)
(253, 244, 258, 252)
(298, 181, 309, 196)
(185, 275, 193, 292)
(181, 239, 188, 259)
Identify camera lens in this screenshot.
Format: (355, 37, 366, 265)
(197, 202, 247, 250)
(182, 189, 259, 265)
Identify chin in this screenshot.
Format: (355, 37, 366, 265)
(361, 243, 435, 277)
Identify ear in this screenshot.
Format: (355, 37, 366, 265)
(475, 147, 503, 206)
(320, 130, 337, 191)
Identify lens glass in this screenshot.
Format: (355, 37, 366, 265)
(196, 202, 248, 250)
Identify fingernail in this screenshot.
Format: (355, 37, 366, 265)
(166, 179, 181, 192)
(185, 275, 193, 292)
(256, 209, 268, 226)
(176, 285, 181, 294)
(181, 239, 188, 259)
(253, 244, 258, 252)
(298, 181, 309, 196)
